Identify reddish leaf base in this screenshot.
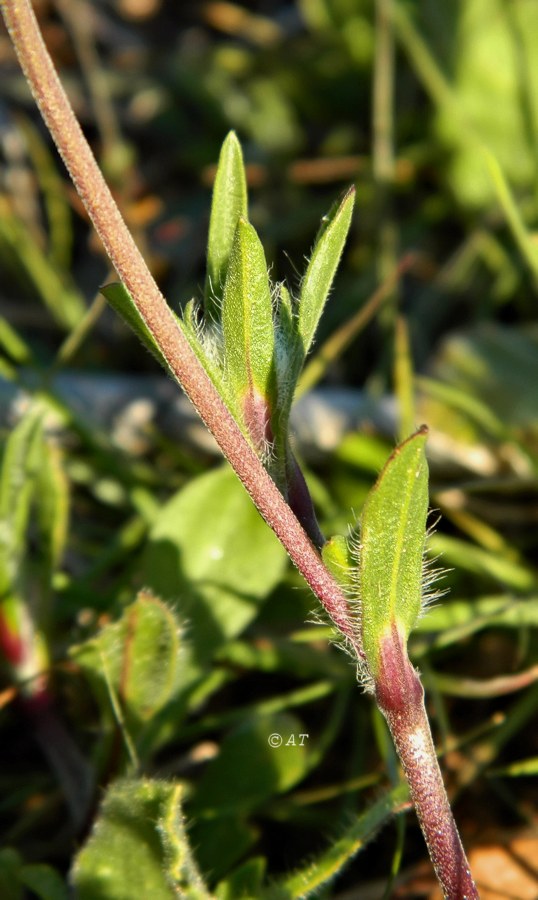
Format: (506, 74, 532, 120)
(0, 612, 25, 667)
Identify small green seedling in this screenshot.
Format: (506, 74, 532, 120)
(0, 2, 479, 895)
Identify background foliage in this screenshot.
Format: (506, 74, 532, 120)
(1, 1, 538, 896)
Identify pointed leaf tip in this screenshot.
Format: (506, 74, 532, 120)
(298, 187, 355, 358)
(205, 133, 248, 317)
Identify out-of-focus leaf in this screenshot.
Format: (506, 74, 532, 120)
(428, 533, 535, 592)
(34, 440, 68, 622)
(0, 849, 68, 900)
(0, 849, 24, 900)
(0, 406, 57, 695)
(0, 407, 43, 595)
(215, 857, 266, 900)
(140, 464, 287, 668)
(71, 779, 209, 900)
(71, 591, 180, 732)
(430, 0, 538, 208)
(188, 817, 256, 887)
(217, 634, 348, 680)
(101, 282, 171, 372)
(0, 203, 84, 329)
(18, 114, 74, 272)
(191, 712, 309, 816)
(492, 756, 538, 777)
(0, 316, 32, 365)
(412, 594, 538, 656)
(19, 864, 69, 900)
(186, 712, 311, 882)
(483, 147, 538, 283)
(262, 783, 408, 899)
(0, 405, 67, 617)
(394, 316, 415, 442)
(419, 323, 538, 438)
(417, 376, 505, 440)
(335, 432, 393, 475)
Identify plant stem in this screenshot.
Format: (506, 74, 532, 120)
(388, 706, 477, 899)
(0, 0, 357, 647)
(375, 625, 479, 899)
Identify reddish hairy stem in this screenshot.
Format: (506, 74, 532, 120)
(0, 0, 356, 645)
(376, 625, 479, 900)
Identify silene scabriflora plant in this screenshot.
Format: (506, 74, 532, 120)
(0, 1, 479, 897)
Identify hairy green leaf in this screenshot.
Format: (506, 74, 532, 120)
(359, 427, 429, 675)
(71, 592, 181, 733)
(205, 131, 248, 317)
(298, 187, 355, 358)
(273, 284, 303, 439)
(72, 779, 209, 900)
(321, 534, 354, 593)
(221, 218, 275, 444)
